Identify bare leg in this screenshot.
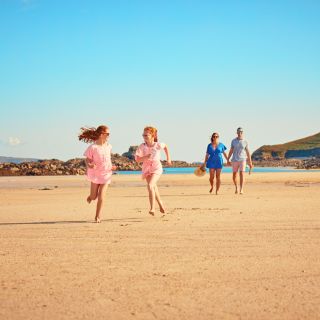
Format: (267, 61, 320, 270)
(154, 184, 165, 213)
(209, 169, 215, 193)
(233, 172, 238, 194)
(95, 184, 108, 222)
(239, 172, 244, 194)
(87, 182, 99, 203)
(146, 174, 161, 215)
(215, 169, 222, 195)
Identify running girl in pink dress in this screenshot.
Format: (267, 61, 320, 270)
(135, 126, 172, 216)
(78, 125, 116, 223)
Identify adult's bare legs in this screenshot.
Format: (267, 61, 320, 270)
(232, 172, 238, 194)
(215, 169, 222, 194)
(239, 171, 244, 194)
(209, 169, 215, 193)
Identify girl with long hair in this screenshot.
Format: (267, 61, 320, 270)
(79, 125, 116, 223)
(135, 126, 172, 215)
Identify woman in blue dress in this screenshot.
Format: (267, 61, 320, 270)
(202, 132, 229, 194)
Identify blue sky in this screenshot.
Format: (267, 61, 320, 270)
(1, 0, 319, 162)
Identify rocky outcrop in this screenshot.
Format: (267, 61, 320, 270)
(122, 146, 138, 160)
(295, 157, 320, 169)
(0, 146, 195, 176)
(252, 159, 303, 167)
(112, 153, 141, 171)
(0, 159, 87, 176)
(252, 132, 320, 160)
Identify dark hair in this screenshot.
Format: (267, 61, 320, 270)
(210, 132, 219, 142)
(78, 125, 108, 143)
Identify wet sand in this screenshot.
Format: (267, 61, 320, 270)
(0, 172, 320, 319)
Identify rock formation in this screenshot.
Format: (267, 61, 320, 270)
(0, 146, 195, 176)
(252, 132, 320, 160)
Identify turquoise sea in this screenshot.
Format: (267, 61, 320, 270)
(116, 167, 319, 175)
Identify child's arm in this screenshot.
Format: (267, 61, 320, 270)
(135, 144, 151, 163)
(163, 145, 172, 166)
(135, 155, 151, 163)
(85, 157, 95, 169)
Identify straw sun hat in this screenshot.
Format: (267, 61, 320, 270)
(194, 165, 206, 177)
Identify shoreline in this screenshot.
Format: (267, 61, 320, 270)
(1, 171, 320, 190)
(0, 165, 319, 179)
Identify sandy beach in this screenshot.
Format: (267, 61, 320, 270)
(0, 172, 320, 320)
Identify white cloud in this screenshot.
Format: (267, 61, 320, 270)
(8, 137, 22, 146)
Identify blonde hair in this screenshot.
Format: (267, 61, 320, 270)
(144, 126, 158, 142)
(78, 125, 109, 143)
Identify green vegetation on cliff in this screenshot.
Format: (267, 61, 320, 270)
(252, 132, 320, 160)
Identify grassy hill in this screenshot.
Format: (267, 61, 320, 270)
(252, 132, 320, 160)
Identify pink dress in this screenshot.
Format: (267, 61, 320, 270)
(135, 142, 166, 179)
(83, 143, 113, 185)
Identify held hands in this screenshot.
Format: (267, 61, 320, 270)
(111, 165, 117, 171)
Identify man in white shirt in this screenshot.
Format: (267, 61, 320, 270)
(227, 127, 253, 194)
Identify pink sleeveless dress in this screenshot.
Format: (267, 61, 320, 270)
(135, 142, 166, 179)
(83, 143, 113, 184)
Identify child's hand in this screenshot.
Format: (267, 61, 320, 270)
(87, 160, 95, 169)
(166, 160, 172, 166)
(111, 165, 117, 171)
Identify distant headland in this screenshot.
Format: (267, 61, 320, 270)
(252, 132, 320, 160)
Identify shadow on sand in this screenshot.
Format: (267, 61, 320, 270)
(0, 217, 144, 226)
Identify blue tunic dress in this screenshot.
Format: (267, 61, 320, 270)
(206, 143, 227, 169)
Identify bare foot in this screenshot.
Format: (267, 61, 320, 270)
(159, 201, 166, 214)
(240, 190, 244, 195)
(235, 189, 238, 194)
(209, 187, 213, 193)
(87, 196, 92, 204)
(149, 210, 155, 216)
(216, 190, 219, 195)
(95, 216, 101, 223)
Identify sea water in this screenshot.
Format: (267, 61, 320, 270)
(115, 167, 319, 175)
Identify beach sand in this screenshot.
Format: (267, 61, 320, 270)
(0, 172, 320, 320)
